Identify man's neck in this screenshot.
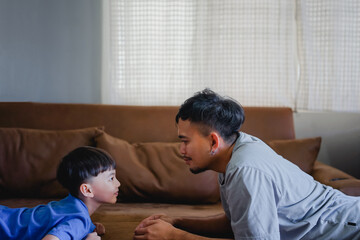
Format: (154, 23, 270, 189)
(211, 137, 238, 174)
(218, 143, 236, 173)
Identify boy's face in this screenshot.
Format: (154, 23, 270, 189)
(88, 169, 120, 204)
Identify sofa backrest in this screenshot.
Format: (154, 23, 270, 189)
(0, 102, 295, 142)
(0, 102, 297, 202)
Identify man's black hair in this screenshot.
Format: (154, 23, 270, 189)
(57, 146, 116, 197)
(176, 88, 245, 144)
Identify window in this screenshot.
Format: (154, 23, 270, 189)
(103, 0, 360, 112)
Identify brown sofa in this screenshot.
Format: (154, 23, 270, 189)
(0, 102, 359, 240)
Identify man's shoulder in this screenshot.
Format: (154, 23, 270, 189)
(231, 133, 273, 165)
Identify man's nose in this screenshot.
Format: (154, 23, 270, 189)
(179, 143, 186, 155)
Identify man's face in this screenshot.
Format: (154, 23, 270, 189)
(177, 119, 213, 174)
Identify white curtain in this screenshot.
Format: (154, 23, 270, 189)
(102, 0, 296, 107)
(296, 0, 360, 112)
(103, 0, 360, 112)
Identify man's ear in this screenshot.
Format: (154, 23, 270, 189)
(79, 183, 94, 198)
(209, 132, 220, 154)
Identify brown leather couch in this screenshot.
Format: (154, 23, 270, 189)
(0, 102, 359, 240)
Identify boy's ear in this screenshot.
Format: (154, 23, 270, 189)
(79, 183, 94, 198)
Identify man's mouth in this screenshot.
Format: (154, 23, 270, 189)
(183, 156, 192, 165)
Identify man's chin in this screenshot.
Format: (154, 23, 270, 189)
(190, 167, 207, 174)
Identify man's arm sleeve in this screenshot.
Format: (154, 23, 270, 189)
(225, 167, 281, 240)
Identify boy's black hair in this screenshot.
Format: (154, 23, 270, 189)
(57, 146, 116, 197)
(176, 88, 245, 144)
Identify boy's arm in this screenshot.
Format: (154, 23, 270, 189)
(85, 232, 101, 240)
(42, 231, 100, 240)
(42, 235, 60, 240)
(46, 218, 95, 240)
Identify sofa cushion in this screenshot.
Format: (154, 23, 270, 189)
(95, 132, 220, 204)
(0, 127, 104, 198)
(267, 137, 321, 174)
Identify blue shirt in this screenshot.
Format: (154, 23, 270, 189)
(0, 194, 95, 240)
(219, 133, 360, 240)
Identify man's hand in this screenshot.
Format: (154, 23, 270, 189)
(135, 214, 174, 231)
(134, 218, 176, 240)
(86, 232, 101, 240)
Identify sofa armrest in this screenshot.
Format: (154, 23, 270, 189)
(312, 161, 360, 196)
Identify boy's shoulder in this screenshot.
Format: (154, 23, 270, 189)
(50, 194, 89, 214)
(46, 195, 96, 239)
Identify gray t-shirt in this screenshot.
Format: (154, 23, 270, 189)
(219, 132, 360, 240)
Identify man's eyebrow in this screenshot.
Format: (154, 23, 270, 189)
(178, 135, 187, 139)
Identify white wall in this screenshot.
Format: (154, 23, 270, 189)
(0, 0, 102, 103)
(294, 111, 360, 178)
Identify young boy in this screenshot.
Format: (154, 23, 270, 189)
(0, 146, 121, 240)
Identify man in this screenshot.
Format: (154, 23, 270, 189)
(134, 89, 360, 240)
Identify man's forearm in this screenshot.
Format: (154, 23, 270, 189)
(172, 227, 233, 240)
(173, 213, 233, 239)
(134, 213, 234, 240)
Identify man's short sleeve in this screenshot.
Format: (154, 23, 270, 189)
(223, 166, 281, 239)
